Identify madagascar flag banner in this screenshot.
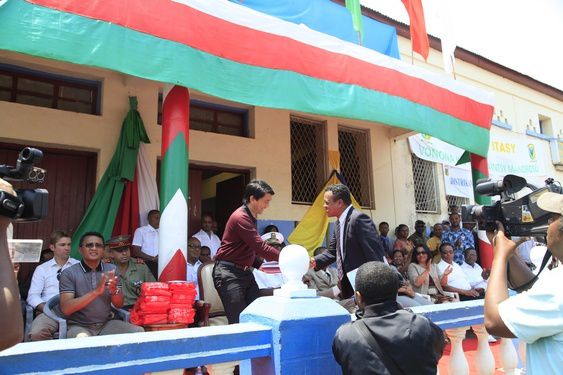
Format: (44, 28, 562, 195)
(0, 0, 494, 156)
(70, 97, 150, 258)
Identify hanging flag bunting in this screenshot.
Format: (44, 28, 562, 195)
(345, 0, 364, 43)
(70, 96, 150, 258)
(401, 0, 430, 60)
(158, 85, 189, 282)
(2, 0, 495, 156)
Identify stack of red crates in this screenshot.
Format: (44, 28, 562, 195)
(130, 281, 196, 326)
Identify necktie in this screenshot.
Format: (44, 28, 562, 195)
(335, 221, 344, 281)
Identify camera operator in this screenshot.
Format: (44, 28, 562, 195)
(484, 192, 563, 374)
(0, 178, 24, 350)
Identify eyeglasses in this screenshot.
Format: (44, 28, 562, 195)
(82, 242, 104, 249)
(416, 252, 426, 256)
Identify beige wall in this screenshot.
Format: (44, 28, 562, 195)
(1, 37, 562, 232)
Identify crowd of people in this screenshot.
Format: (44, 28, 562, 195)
(2, 176, 560, 375)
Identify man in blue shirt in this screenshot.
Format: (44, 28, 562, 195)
(441, 212, 474, 265)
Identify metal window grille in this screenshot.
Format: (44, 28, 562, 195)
(446, 195, 470, 214)
(291, 116, 326, 204)
(338, 126, 374, 208)
(411, 154, 439, 213)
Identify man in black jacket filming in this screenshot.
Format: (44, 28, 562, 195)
(332, 261, 444, 374)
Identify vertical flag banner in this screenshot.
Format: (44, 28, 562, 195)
(435, 0, 457, 75)
(345, 0, 364, 43)
(71, 97, 150, 258)
(159, 85, 189, 282)
(471, 154, 493, 269)
(401, 0, 430, 60)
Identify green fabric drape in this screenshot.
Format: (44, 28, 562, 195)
(71, 97, 149, 258)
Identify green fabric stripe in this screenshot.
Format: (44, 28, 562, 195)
(0, 0, 489, 155)
(472, 168, 491, 205)
(160, 134, 188, 208)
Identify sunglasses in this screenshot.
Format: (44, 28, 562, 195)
(57, 268, 62, 281)
(82, 242, 104, 249)
(416, 252, 426, 255)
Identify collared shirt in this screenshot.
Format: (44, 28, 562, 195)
(27, 257, 79, 309)
(498, 267, 563, 375)
(59, 261, 121, 325)
(437, 260, 472, 291)
(215, 205, 280, 267)
(338, 205, 353, 253)
(461, 262, 488, 290)
(441, 228, 475, 265)
(193, 229, 221, 258)
(116, 259, 156, 307)
(187, 260, 202, 299)
(132, 224, 159, 257)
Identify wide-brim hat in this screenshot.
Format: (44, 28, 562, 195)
(260, 232, 284, 245)
(107, 234, 131, 251)
(537, 192, 563, 215)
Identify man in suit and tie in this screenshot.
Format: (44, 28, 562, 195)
(314, 184, 385, 299)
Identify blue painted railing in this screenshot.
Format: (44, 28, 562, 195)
(0, 298, 496, 374)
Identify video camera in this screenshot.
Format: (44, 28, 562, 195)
(0, 147, 48, 222)
(462, 174, 562, 237)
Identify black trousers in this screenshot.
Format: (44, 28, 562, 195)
(145, 260, 158, 280)
(212, 262, 261, 324)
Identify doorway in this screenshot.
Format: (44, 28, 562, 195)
(188, 166, 250, 238)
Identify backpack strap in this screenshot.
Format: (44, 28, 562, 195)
(353, 319, 405, 375)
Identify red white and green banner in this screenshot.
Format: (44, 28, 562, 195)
(471, 154, 493, 269)
(0, 0, 494, 156)
(70, 97, 154, 258)
(158, 85, 189, 282)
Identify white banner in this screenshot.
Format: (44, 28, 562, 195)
(408, 134, 465, 166)
(444, 165, 473, 199)
(488, 133, 546, 178)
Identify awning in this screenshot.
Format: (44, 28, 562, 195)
(0, 0, 494, 156)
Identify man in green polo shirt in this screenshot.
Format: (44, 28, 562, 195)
(109, 235, 155, 310)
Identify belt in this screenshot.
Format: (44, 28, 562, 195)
(216, 260, 254, 272)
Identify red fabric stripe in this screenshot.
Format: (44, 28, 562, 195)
(159, 249, 187, 282)
(161, 86, 189, 156)
(112, 168, 141, 238)
(29, 0, 492, 129)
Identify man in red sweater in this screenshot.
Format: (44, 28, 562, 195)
(213, 179, 280, 323)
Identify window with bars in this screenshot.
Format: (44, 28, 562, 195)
(446, 195, 470, 214)
(291, 116, 326, 204)
(338, 126, 374, 208)
(158, 95, 248, 137)
(411, 154, 439, 213)
(0, 64, 100, 115)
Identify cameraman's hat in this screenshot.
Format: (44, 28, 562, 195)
(537, 192, 563, 215)
(107, 234, 131, 251)
(260, 232, 284, 245)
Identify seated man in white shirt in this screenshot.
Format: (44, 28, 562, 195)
(437, 243, 483, 301)
(132, 210, 160, 278)
(461, 247, 488, 291)
(27, 230, 79, 341)
(187, 237, 202, 299)
(193, 213, 221, 259)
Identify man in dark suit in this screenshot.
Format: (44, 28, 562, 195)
(314, 184, 385, 299)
